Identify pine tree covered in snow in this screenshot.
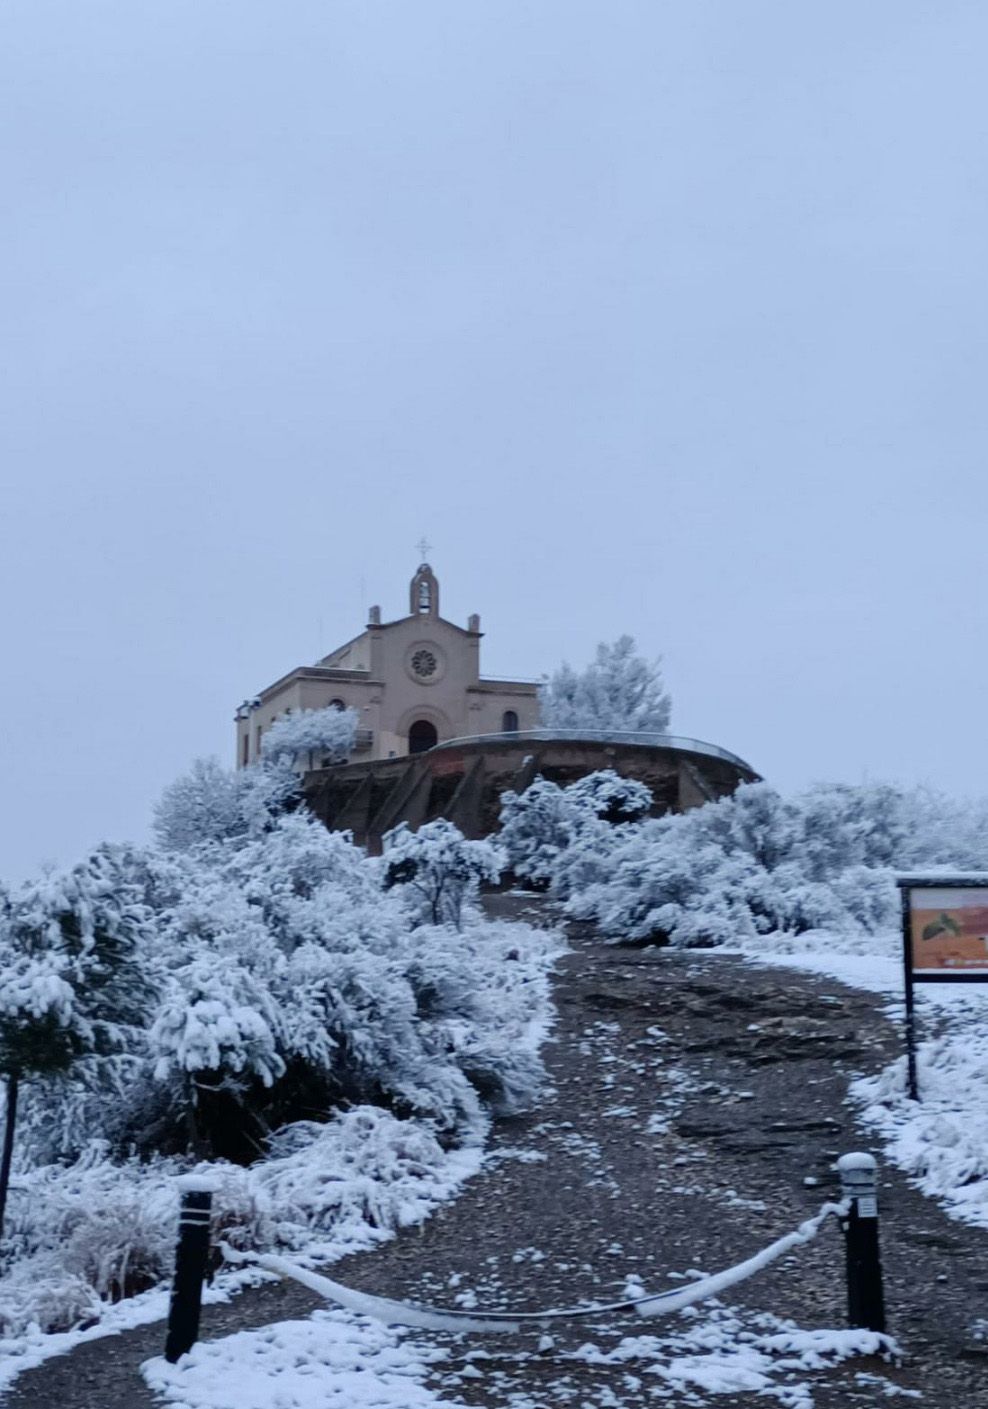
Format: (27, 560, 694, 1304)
(0, 847, 154, 1232)
(539, 635, 671, 733)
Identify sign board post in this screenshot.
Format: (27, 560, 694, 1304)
(896, 874, 988, 1101)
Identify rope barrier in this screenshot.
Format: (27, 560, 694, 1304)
(219, 1199, 847, 1335)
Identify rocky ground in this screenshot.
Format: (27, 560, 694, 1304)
(5, 894, 988, 1407)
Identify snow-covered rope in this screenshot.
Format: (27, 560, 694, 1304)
(219, 1200, 846, 1334)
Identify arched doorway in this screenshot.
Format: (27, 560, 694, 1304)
(408, 719, 438, 754)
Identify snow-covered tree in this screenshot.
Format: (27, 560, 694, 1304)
(0, 848, 153, 1233)
(153, 757, 248, 851)
(154, 707, 357, 856)
(382, 820, 503, 929)
(539, 635, 671, 733)
(261, 705, 358, 769)
(150, 957, 286, 1156)
(153, 755, 300, 853)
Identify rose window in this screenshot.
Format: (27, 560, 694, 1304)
(411, 648, 438, 678)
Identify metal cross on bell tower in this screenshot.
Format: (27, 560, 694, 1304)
(416, 536, 433, 564)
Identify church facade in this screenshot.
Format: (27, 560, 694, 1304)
(236, 563, 540, 767)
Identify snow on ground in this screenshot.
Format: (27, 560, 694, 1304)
(140, 1301, 897, 1409)
(567, 1304, 895, 1407)
(730, 933, 988, 1233)
(144, 1309, 463, 1409)
(0, 1266, 264, 1398)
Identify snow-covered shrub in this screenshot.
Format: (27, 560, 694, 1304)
(261, 705, 358, 768)
(1, 767, 562, 1335)
(539, 634, 671, 733)
(400, 917, 556, 1115)
(125, 813, 547, 1153)
(0, 1141, 178, 1334)
(498, 778, 597, 887)
(506, 774, 988, 951)
(249, 1104, 487, 1251)
(382, 820, 502, 929)
(557, 783, 910, 947)
(498, 770, 652, 888)
(568, 768, 653, 823)
(151, 958, 285, 1092)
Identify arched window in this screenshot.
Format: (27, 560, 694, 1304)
(418, 578, 431, 612)
(408, 719, 438, 754)
(502, 710, 519, 733)
(328, 698, 346, 711)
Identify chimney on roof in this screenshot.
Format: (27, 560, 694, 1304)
(368, 604, 381, 626)
(468, 613, 481, 632)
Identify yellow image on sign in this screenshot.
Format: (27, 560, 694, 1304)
(910, 887, 988, 973)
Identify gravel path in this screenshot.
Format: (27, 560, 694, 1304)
(5, 894, 988, 1407)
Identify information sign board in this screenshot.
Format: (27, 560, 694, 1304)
(896, 875, 988, 1100)
(899, 877, 988, 981)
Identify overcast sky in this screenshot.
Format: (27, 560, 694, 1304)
(2, 2, 986, 881)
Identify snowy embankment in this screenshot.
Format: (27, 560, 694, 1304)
(0, 1103, 491, 1396)
(734, 929, 988, 1234)
(0, 914, 560, 1393)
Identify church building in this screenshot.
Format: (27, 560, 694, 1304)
(236, 563, 540, 767)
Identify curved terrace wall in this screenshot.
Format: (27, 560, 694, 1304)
(303, 730, 760, 851)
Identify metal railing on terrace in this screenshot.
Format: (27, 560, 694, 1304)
(476, 673, 543, 685)
(431, 728, 756, 774)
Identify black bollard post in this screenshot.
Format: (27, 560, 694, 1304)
(837, 1152, 886, 1334)
(164, 1175, 217, 1364)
